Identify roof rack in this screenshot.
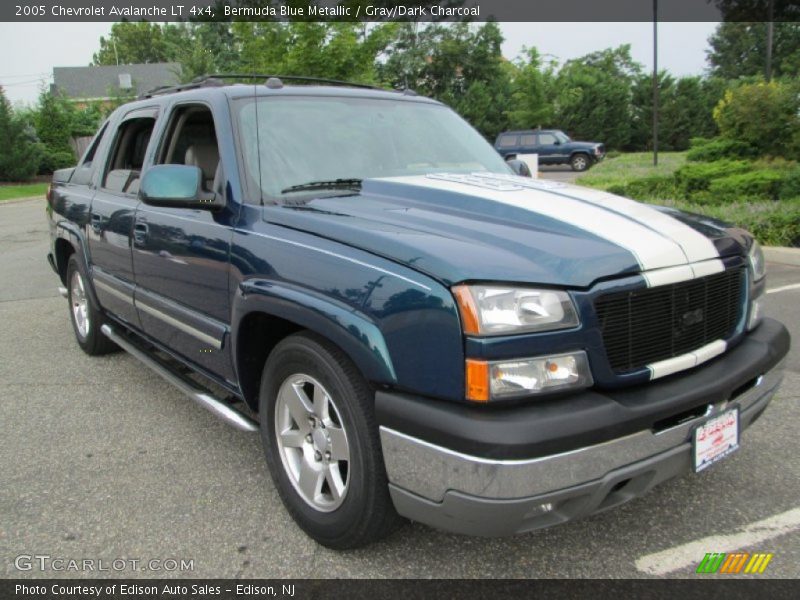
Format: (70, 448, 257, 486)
(138, 74, 383, 99)
(203, 74, 382, 90)
(138, 77, 224, 99)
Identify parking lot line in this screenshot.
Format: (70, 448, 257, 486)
(635, 506, 800, 576)
(766, 283, 800, 295)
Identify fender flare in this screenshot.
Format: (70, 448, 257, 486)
(55, 221, 101, 309)
(232, 279, 398, 386)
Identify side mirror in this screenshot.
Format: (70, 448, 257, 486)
(506, 158, 532, 178)
(139, 165, 223, 210)
(553, 139, 561, 145)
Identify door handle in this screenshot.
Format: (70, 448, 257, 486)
(90, 213, 102, 233)
(133, 223, 148, 245)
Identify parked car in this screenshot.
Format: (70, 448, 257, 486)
(495, 129, 605, 171)
(47, 76, 788, 549)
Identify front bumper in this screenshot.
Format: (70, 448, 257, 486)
(377, 318, 789, 536)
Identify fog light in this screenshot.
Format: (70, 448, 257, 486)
(748, 296, 764, 331)
(465, 351, 592, 402)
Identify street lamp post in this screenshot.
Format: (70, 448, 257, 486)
(653, 0, 659, 167)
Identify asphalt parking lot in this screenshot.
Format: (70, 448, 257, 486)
(1, 197, 798, 579)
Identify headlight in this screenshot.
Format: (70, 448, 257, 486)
(748, 240, 766, 282)
(466, 352, 593, 402)
(453, 285, 579, 335)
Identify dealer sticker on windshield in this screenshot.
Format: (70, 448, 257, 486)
(693, 407, 740, 473)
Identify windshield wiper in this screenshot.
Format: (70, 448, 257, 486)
(281, 178, 362, 194)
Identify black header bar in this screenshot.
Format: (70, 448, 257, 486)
(4, 0, 800, 23)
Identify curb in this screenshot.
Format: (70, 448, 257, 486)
(0, 195, 45, 206)
(764, 247, 800, 267)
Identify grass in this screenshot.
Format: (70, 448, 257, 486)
(0, 183, 48, 202)
(576, 151, 687, 189)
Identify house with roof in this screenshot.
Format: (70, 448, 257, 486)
(51, 63, 182, 105)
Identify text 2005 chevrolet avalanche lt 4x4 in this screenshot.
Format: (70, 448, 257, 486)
(47, 76, 789, 549)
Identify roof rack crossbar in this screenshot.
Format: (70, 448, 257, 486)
(201, 74, 381, 90)
(138, 77, 224, 99)
(139, 74, 382, 98)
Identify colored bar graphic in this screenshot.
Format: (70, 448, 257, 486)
(696, 552, 774, 574)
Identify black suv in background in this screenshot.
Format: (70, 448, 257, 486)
(495, 129, 605, 171)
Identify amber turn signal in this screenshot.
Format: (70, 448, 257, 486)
(452, 285, 481, 335)
(465, 359, 490, 402)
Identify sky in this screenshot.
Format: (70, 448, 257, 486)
(0, 21, 719, 106)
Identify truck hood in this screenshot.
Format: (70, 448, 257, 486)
(261, 173, 747, 288)
(566, 141, 603, 150)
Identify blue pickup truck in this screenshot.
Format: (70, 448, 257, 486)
(495, 129, 605, 171)
(47, 77, 789, 549)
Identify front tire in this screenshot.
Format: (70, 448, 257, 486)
(259, 332, 400, 549)
(66, 256, 117, 356)
(570, 153, 591, 172)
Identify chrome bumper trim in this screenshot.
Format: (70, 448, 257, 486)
(380, 360, 784, 502)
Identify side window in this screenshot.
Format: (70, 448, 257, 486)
(497, 134, 518, 148)
(102, 117, 156, 195)
(519, 134, 536, 147)
(538, 133, 557, 145)
(70, 122, 109, 186)
(157, 105, 221, 193)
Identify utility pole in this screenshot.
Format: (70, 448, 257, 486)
(766, 0, 775, 81)
(653, 0, 659, 167)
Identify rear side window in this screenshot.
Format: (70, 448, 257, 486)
(538, 133, 557, 145)
(519, 134, 536, 146)
(102, 117, 156, 194)
(70, 122, 110, 186)
(497, 134, 518, 148)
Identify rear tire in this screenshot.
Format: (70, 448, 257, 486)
(570, 153, 591, 172)
(259, 332, 400, 549)
(66, 256, 117, 356)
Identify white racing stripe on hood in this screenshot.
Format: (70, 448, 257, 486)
(380, 175, 706, 275)
(468, 173, 720, 267)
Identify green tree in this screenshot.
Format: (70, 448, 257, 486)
(707, 22, 800, 80)
(553, 45, 641, 150)
(504, 47, 554, 130)
(713, 79, 800, 158)
(93, 22, 174, 65)
(233, 22, 396, 83)
(630, 74, 723, 151)
(33, 90, 78, 171)
(0, 87, 42, 181)
(379, 22, 512, 139)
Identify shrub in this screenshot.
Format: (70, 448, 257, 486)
(686, 137, 758, 162)
(713, 81, 800, 159)
(0, 88, 42, 182)
(780, 168, 800, 199)
(674, 160, 753, 195)
(705, 170, 785, 203)
(607, 174, 677, 200)
(37, 148, 76, 174)
(690, 200, 800, 247)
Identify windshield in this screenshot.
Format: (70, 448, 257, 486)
(555, 131, 570, 144)
(235, 95, 511, 200)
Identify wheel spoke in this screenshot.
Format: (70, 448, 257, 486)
(325, 464, 346, 501)
(279, 428, 306, 449)
(312, 384, 330, 421)
(284, 383, 313, 432)
(297, 462, 323, 501)
(327, 426, 349, 462)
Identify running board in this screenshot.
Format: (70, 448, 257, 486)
(100, 324, 258, 432)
